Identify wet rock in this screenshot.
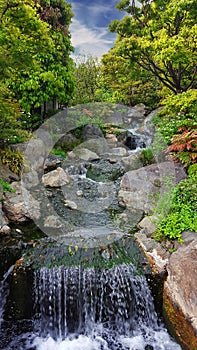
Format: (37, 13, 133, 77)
(44, 154, 64, 172)
(42, 167, 71, 187)
(44, 215, 63, 228)
(109, 158, 118, 164)
(134, 231, 169, 274)
(164, 239, 197, 348)
(86, 159, 124, 182)
(125, 131, 145, 150)
(118, 161, 187, 213)
(67, 151, 76, 159)
(145, 346, 154, 350)
(64, 199, 78, 210)
(0, 225, 11, 234)
(82, 124, 104, 141)
(3, 182, 40, 222)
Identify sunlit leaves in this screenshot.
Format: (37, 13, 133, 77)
(109, 0, 197, 94)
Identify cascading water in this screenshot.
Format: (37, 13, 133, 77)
(31, 263, 181, 350)
(0, 265, 14, 326)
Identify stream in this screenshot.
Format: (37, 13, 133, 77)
(0, 104, 182, 349)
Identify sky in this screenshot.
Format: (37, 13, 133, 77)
(68, 0, 125, 59)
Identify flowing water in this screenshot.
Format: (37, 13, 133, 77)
(0, 262, 181, 350)
(0, 109, 182, 349)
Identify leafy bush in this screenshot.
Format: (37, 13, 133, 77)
(140, 148, 155, 166)
(153, 90, 197, 144)
(50, 148, 67, 158)
(75, 114, 105, 134)
(166, 126, 197, 167)
(188, 163, 197, 177)
(154, 174, 197, 242)
(0, 148, 24, 175)
(0, 179, 16, 194)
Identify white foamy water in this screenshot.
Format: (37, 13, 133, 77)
(34, 334, 109, 350)
(34, 327, 181, 350)
(0, 265, 14, 324)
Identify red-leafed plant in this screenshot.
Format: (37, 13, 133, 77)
(166, 126, 197, 167)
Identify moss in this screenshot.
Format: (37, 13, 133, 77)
(163, 289, 197, 350)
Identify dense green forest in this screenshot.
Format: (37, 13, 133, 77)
(0, 0, 196, 242)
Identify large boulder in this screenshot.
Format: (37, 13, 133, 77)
(3, 182, 40, 222)
(82, 124, 104, 141)
(163, 239, 197, 349)
(72, 148, 100, 161)
(42, 167, 71, 187)
(73, 138, 109, 156)
(118, 161, 186, 213)
(121, 153, 144, 172)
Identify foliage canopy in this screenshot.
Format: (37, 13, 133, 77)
(109, 0, 197, 94)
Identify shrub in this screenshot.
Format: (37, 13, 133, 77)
(50, 148, 67, 158)
(166, 126, 197, 167)
(153, 90, 197, 144)
(154, 174, 197, 242)
(188, 163, 197, 177)
(0, 179, 16, 194)
(140, 148, 155, 166)
(0, 148, 24, 175)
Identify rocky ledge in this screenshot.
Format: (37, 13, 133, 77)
(0, 104, 196, 349)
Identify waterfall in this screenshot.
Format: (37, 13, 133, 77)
(0, 265, 14, 325)
(33, 264, 181, 350)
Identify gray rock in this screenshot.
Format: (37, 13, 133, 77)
(110, 147, 128, 157)
(118, 161, 187, 213)
(64, 200, 78, 210)
(82, 124, 104, 141)
(73, 148, 100, 161)
(3, 182, 40, 222)
(0, 162, 19, 182)
(74, 138, 109, 156)
(44, 154, 64, 172)
(128, 103, 148, 118)
(42, 167, 71, 187)
(22, 170, 39, 189)
(138, 216, 158, 237)
(121, 153, 144, 171)
(44, 215, 63, 228)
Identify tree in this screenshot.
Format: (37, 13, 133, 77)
(0, 0, 54, 143)
(70, 54, 100, 105)
(109, 0, 197, 95)
(7, 0, 74, 116)
(98, 46, 161, 107)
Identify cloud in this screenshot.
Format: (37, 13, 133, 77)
(70, 18, 115, 58)
(69, 0, 125, 58)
